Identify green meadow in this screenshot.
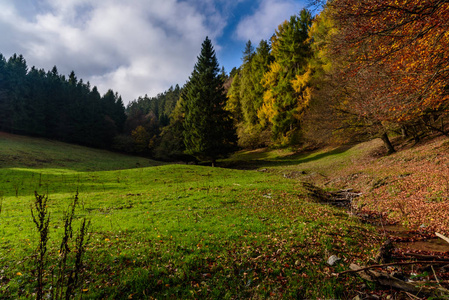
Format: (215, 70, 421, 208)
(0, 133, 380, 299)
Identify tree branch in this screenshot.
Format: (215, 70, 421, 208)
(339, 261, 449, 275)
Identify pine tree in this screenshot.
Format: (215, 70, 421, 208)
(0, 54, 12, 131)
(242, 40, 255, 64)
(182, 37, 237, 166)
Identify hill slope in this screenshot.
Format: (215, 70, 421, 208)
(226, 135, 449, 235)
(0, 132, 162, 171)
(0, 132, 381, 299)
(1, 132, 449, 298)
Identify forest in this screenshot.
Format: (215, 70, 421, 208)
(1, 0, 448, 163)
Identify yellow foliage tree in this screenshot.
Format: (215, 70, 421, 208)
(258, 9, 313, 144)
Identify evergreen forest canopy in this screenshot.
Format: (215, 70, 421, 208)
(0, 54, 126, 148)
(1, 1, 448, 162)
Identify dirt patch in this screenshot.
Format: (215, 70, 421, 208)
(396, 239, 449, 253)
(378, 225, 449, 254)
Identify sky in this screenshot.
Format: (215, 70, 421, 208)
(0, 0, 307, 104)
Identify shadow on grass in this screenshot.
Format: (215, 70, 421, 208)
(220, 145, 353, 170)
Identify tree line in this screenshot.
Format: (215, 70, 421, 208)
(0, 53, 126, 148)
(2, 1, 448, 162)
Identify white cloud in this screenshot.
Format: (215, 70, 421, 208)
(0, 0, 224, 104)
(235, 0, 302, 42)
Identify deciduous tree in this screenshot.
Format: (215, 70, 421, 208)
(259, 9, 313, 144)
(330, 0, 449, 123)
(302, 6, 398, 152)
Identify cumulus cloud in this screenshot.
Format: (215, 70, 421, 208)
(0, 0, 306, 103)
(235, 0, 303, 42)
(0, 0, 225, 103)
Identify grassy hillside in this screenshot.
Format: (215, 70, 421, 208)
(226, 136, 449, 235)
(0, 132, 383, 299)
(0, 132, 163, 171)
(4, 132, 449, 298)
(2, 132, 449, 298)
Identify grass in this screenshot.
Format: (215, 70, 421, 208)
(224, 141, 380, 183)
(0, 132, 162, 171)
(0, 133, 381, 299)
(226, 136, 449, 235)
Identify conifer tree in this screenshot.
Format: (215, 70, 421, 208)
(227, 39, 273, 148)
(242, 40, 255, 64)
(182, 37, 236, 165)
(259, 9, 313, 144)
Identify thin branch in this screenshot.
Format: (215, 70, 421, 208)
(431, 265, 441, 287)
(339, 261, 449, 275)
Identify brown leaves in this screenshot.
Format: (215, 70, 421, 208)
(356, 137, 449, 235)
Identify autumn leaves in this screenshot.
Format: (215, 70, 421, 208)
(228, 1, 449, 149)
(329, 0, 449, 127)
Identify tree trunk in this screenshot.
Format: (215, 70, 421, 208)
(380, 132, 395, 154)
(401, 125, 408, 138)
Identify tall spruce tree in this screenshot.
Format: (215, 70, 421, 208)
(183, 37, 236, 165)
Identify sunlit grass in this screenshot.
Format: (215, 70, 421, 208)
(0, 133, 381, 298)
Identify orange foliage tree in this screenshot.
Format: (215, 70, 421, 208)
(329, 0, 449, 123)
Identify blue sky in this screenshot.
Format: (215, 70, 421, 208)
(0, 0, 307, 104)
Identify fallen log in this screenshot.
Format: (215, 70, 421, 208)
(339, 261, 449, 275)
(344, 263, 449, 297)
(403, 252, 449, 261)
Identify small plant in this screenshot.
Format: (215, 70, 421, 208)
(13, 182, 20, 197)
(65, 217, 90, 298)
(54, 192, 91, 300)
(31, 192, 51, 300)
(31, 192, 91, 300)
(53, 192, 78, 299)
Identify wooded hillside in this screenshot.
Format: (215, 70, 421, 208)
(1, 1, 448, 161)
